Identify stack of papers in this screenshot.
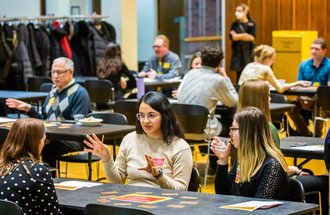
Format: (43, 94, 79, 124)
(54, 180, 102, 190)
(221, 200, 284, 211)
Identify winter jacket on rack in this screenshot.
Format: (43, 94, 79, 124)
(27, 23, 43, 74)
(35, 25, 51, 77)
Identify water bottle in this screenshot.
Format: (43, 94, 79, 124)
(137, 77, 145, 99)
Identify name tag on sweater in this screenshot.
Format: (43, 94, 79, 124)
(48, 97, 55, 104)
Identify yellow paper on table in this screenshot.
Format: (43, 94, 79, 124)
(221, 200, 284, 211)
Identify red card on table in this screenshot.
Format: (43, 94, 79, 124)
(113, 194, 171, 204)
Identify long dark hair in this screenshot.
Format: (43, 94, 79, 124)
(0, 118, 45, 176)
(97, 42, 123, 78)
(136, 92, 184, 144)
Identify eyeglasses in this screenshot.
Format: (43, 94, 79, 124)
(152, 45, 163, 49)
(51, 70, 69, 75)
(136, 112, 159, 121)
(230, 126, 239, 131)
(310, 47, 322, 51)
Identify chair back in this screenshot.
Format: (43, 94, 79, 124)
(0, 199, 23, 215)
(270, 93, 287, 126)
(86, 112, 127, 125)
(172, 103, 209, 139)
(39, 83, 53, 92)
(84, 79, 114, 109)
(85, 204, 153, 215)
(188, 167, 201, 192)
(288, 178, 305, 202)
(316, 86, 330, 111)
(324, 128, 330, 170)
(27, 76, 52, 91)
(113, 100, 139, 125)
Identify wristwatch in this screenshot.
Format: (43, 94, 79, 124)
(154, 167, 163, 179)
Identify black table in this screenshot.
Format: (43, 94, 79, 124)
(144, 79, 182, 89)
(215, 103, 295, 117)
(271, 87, 317, 97)
(0, 90, 49, 117)
(280, 136, 324, 168)
(54, 178, 318, 215)
(0, 90, 48, 102)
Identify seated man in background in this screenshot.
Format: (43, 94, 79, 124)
(139, 34, 182, 80)
(177, 45, 238, 172)
(287, 37, 330, 137)
(6, 57, 91, 173)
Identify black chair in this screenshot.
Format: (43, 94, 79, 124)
(289, 177, 323, 213)
(0, 199, 23, 215)
(172, 103, 210, 187)
(85, 204, 153, 215)
(314, 86, 330, 137)
(188, 167, 201, 192)
(84, 79, 115, 110)
(27, 76, 52, 92)
(113, 100, 139, 125)
(270, 93, 288, 135)
(39, 83, 53, 92)
(324, 128, 330, 170)
(57, 112, 128, 181)
(288, 178, 305, 202)
(324, 129, 330, 214)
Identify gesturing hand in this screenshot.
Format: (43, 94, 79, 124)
(138, 154, 160, 177)
(83, 134, 111, 162)
(6, 98, 31, 112)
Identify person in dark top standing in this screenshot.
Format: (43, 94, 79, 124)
(212, 107, 289, 200)
(6, 57, 91, 172)
(229, 3, 256, 82)
(97, 42, 136, 100)
(0, 118, 62, 215)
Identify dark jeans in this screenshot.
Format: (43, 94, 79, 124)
(296, 175, 329, 215)
(286, 99, 315, 136)
(42, 140, 84, 175)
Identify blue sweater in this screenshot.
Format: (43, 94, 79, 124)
(27, 81, 90, 120)
(142, 51, 182, 79)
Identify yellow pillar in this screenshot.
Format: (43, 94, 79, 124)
(121, 0, 138, 71)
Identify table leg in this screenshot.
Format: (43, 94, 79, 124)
(88, 152, 92, 181)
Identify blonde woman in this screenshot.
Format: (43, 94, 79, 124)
(211, 107, 289, 199)
(237, 79, 309, 176)
(238, 44, 310, 93)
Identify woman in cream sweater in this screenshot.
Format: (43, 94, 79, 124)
(84, 92, 193, 190)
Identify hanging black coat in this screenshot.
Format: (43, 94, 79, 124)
(100, 21, 116, 43)
(70, 21, 93, 76)
(35, 25, 51, 76)
(0, 24, 12, 85)
(49, 25, 68, 62)
(13, 24, 33, 90)
(27, 23, 42, 74)
(88, 23, 107, 76)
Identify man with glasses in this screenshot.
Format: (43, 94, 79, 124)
(6, 57, 91, 173)
(288, 37, 330, 137)
(139, 34, 182, 80)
